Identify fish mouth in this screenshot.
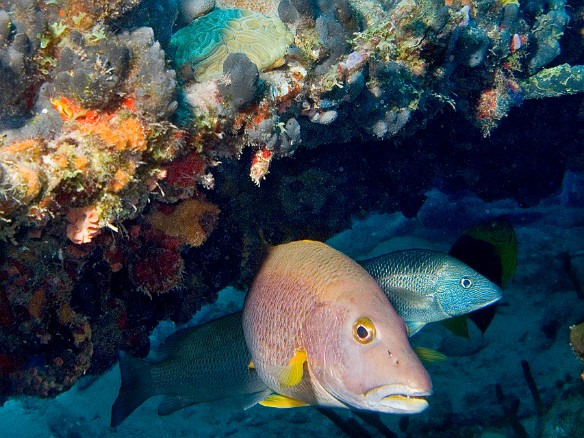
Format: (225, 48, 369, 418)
(444, 292, 502, 317)
(363, 384, 431, 414)
(467, 294, 503, 313)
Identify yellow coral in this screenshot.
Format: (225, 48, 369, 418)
(149, 199, 220, 247)
(12, 163, 43, 203)
(0, 140, 45, 206)
(0, 139, 45, 159)
(85, 116, 147, 152)
(109, 162, 137, 193)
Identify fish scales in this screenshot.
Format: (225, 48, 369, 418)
(151, 313, 255, 397)
(110, 312, 264, 427)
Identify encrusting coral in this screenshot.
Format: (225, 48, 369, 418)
(215, 0, 280, 16)
(148, 198, 220, 247)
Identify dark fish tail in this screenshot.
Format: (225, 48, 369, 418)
(110, 351, 155, 427)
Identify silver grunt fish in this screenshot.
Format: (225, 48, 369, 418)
(359, 249, 503, 335)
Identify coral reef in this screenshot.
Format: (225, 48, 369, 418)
(0, 0, 583, 404)
(0, 237, 93, 399)
(0, 21, 187, 241)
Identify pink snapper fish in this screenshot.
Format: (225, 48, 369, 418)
(243, 240, 432, 413)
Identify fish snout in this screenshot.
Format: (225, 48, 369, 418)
(359, 346, 432, 414)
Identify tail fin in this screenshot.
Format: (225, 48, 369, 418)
(110, 351, 155, 427)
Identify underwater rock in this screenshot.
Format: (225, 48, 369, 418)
(528, 6, 569, 74)
(180, 0, 215, 22)
(53, 31, 130, 109)
(119, 27, 178, 120)
(520, 64, 584, 100)
(0, 2, 45, 119)
(218, 53, 260, 110)
(215, 0, 280, 16)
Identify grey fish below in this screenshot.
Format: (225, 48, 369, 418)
(110, 312, 268, 427)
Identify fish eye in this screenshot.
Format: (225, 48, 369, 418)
(353, 317, 376, 344)
(460, 277, 473, 288)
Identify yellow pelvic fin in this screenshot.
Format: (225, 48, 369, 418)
(414, 346, 448, 364)
(259, 394, 309, 408)
(279, 348, 307, 387)
(248, 360, 255, 370)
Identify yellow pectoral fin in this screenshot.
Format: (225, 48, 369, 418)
(279, 349, 307, 387)
(414, 346, 448, 364)
(259, 394, 309, 408)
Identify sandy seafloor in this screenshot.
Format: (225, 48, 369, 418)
(1, 176, 583, 437)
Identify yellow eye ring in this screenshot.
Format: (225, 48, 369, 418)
(353, 317, 376, 344)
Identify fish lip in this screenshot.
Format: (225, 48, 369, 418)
(444, 293, 502, 317)
(363, 384, 432, 414)
(472, 294, 503, 311)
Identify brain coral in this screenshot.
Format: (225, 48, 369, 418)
(170, 8, 294, 82)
